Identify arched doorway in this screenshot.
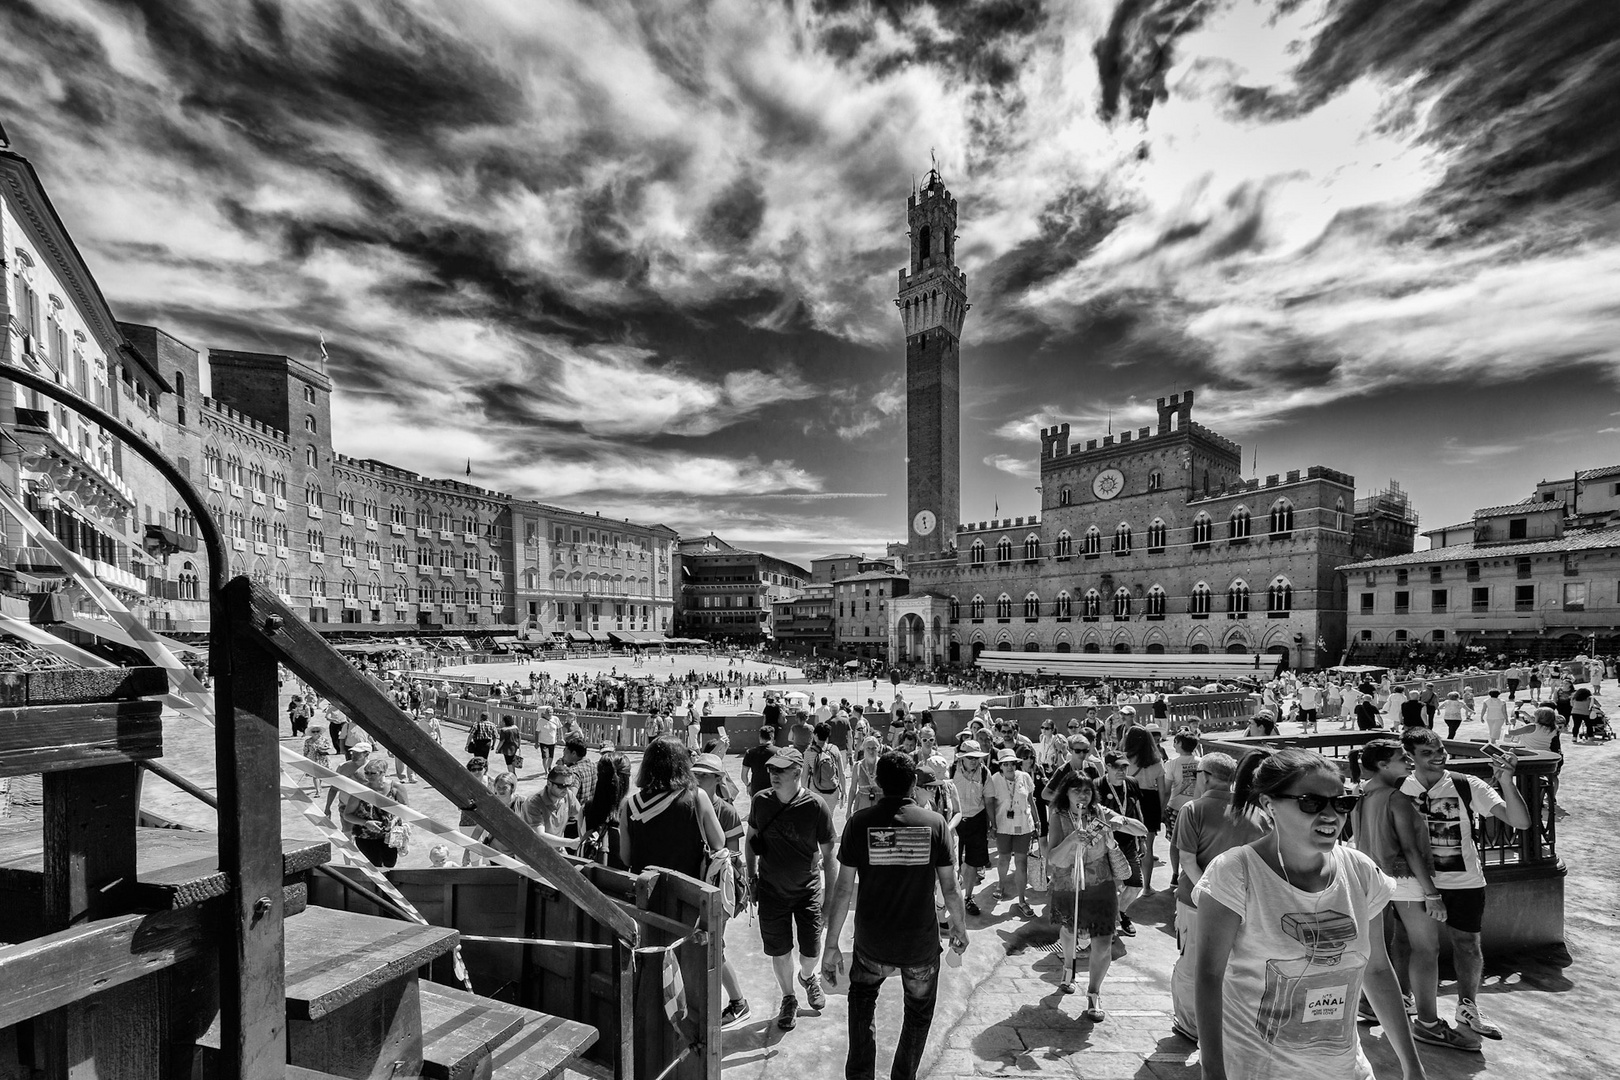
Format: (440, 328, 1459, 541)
(1226, 643, 1249, 654)
(949, 641, 961, 663)
(1146, 642, 1165, 654)
(1267, 645, 1290, 671)
(1055, 641, 1072, 653)
(898, 613, 926, 663)
(970, 641, 985, 662)
(1113, 642, 1131, 654)
(996, 640, 1012, 651)
(1083, 642, 1100, 653)
(1024, 641, 1040, 652)
(1190, 643, 1210, 654)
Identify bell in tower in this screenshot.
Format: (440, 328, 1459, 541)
(895, 164, 968, 551)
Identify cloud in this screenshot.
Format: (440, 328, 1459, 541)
(983, 454, 1037, 479)
(1437, 439, 1523, 467)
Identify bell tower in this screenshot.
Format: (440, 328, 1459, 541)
(896, 167, 967, 551)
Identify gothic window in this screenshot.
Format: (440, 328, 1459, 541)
(204, 448, 223, 478)
(970, 595, 985, 620)
(1082, 589, 1102, 620)
(1147, 518, 1167, 551)
(1230, 506, 1252, 540)
(1334, 497, 1346, 531)
(1148, 470, 1163, 491)
(1268, 577, 1293, 614)
(971, 539, 986, 565)
(1024, 592, 1040, 619)
(997, 594, 1012, 619)
(1024, 534, 1040, 561)
(310, 574, 327, 598)
(1228, 579, 1251, 614)
(1192, 513, 1213, 544)
(996, 537, 1013, 563)
(1083, 526, 1102, 556)
(1056, 591, 1072, 618)
(306, 483, 322, 508)
(1055, 531, 1073, 557)
(1146, 585, 1167, 618)
(918, 224, 932, 260)
(248, 461, 266, 492)
(1269, 500, 1294, 537)
(178, 562, 199, 601)
(1113, 587, 1132, 619)
(1191, 581, 1212, 615)
(949, 597, 960, 622)
(1113, 522, 1132, 555)
(1059, 486, 1072, 506)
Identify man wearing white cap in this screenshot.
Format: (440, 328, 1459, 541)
(323, 740, 373, 818)
(951, 740, 991, 916)
(693, 753, 749, 1028)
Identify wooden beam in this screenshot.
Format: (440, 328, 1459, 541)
(211, 582, 288, 1080)
(227, 578, 639, 945)
(0, 699, 163, 777)
(0, 906, 212, 1029)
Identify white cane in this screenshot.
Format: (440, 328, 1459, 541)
(1071, 822, 1085, 987)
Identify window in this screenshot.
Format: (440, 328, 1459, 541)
(1059, 486, 1071, 506)
(1147, 519, 1166, 551)
(1394, 629, 1408, 642)
(1083, 526, 1102, 557)
(970, 595, 985, 620)
(1145, 585, 1166, 618)
(1055, 591, 1072, 618)
(1472, 586, 1489, 612)
(1395, 569, 1409, 586)
(1190, 582, 1212, 616)
(1359, 629, 1373, 641)
(1431, 589, 1447, 614)
(1269, 500, 1294, 536)
(1466, 561, 1480, 582)
(1508, 517, 1528, 540)
(1564, 582, 1587, 611)
(1113, 522, 1132, 555)
(1147, 470, 1162, 491)
(1360, 592, 1374, 614)
(1334, 497, 1346, 531)
(1024, 535, 1040, 561)
(1019, 593, 1038, 619)
(1268, 578, 1292, 614)
(1516, 558, 1532, 580)
(948, 597, 960, 622)
(1429, 566, 1443, 584)
(303, 385, 316, 404)
(1082, 589, 1101, 620)
(1055, 531, 1073, 558)
(1394, 590, 1409, 614)
(306, 447, 317, 467)
(971, 540, 986, 565)
(306, 484, 322, 509)
(1228, 580, 1250, 615)
(1191, 513, 1212, 545)
(996, 538, 1013, 563)
(1113, 587, 1132, 619)
(996, 594, 1012, 620)
(304, 415, 317, 433)
(1515, 584, 1534, 612)
(1229, 506, 1251, 541)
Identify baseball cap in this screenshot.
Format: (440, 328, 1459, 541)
(691, 753, 725, 776)
(958, 739, 987, 758)
(349, 741, 373, 754)
(915, 763, 943, 787)
(767, 747, 803, 769)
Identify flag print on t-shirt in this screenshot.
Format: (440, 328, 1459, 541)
(868, 825, 933, 866)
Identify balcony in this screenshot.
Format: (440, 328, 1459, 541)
(229, 483, 245, 499)
(488, 571, 503, 582)
(365, 518, 378, 531)
(309, 551, 325, 563)
(278, 593, 295, 605)
(231, 537, 246, 552)
(307, 506, 323, 520)
(438, 566, 453, 577)
(276, 546, 290, 559)
(254, 542, 269, 556)
(463, 532, 478, 544)
(340, 512, 355, 526)
(341, 555, 357, 568)
(207, 476, 224, 492)
(416, 526, 433, 538)
(368, 558, 382, 570)
(142, 524, 198, 558)
(273, 496, 288, 511)
(438, 529, 453, 541)
(392, 560, 407, 572)
(251, 489, 266, 505)
(390, 522, 405, 535)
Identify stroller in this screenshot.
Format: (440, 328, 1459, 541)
(1584, 700, 1614, 742)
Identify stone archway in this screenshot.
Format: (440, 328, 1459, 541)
(898, 612, 927, 663)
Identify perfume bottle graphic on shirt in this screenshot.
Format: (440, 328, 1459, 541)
(1255, 910, 1359, 1051)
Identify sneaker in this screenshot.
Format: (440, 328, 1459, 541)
(1411, 1018, 1481, 1053)
(1083, 993, 1106, 1022)
(720, 998, 750, 1027)
(776, 994, 798, 1031)
(965, 899, 982, 917)
(1170, 1020, 1198, 1045)
(1456, 998, 1503, 1040)
(798, 972, 827, 1011)
(1118, 915, 1136, 937)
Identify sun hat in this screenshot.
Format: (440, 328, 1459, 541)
(995, 748, 1019, 765)
(691, 753, 725, 776)
(958, 739, 988, 758)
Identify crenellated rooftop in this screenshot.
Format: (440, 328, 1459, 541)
(201, 396, 288, 442)
(956, 515, 1041, 535)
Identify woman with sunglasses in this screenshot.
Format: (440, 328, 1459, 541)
(847, 736, 884, 817)
(1193, 749, 1425, 1080)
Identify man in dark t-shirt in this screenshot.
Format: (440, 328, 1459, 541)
(823, 753, 966, 1080)
(763, 699, 785, 745)
(741, 726, 777, 796)
(1399, 689, 1429, 730)
(745, 746, 835, 1033)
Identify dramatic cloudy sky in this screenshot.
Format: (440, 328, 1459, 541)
(3, 0, 1618, 564)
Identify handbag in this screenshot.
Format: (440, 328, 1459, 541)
(1105, 833, 1131, 881)
(385, 821, 412, 855)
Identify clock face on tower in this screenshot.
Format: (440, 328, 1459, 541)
(1092, 468, 1125, 500)
(913, 510, 937, 536)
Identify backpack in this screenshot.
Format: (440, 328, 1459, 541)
(812, 746, 841, 793)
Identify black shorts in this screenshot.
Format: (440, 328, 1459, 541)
(758, 884, 822, 958)
(956, 811, 990, 869)
(1439, 886, 1487, 934)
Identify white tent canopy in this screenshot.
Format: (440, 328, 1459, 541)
(973, 650, 1283, 682)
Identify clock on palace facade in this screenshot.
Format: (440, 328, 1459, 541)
(913, 509, 937, 536)
(1092, 468, 1125, 500)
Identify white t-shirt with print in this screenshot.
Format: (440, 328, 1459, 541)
(1399, 773, 1505, 890)
(986, 770, 1036, 835)
(1194, 844, 1394, 1080)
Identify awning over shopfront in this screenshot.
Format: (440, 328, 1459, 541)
(566, 630, 593, 643)
(974, 651, 1283, 683)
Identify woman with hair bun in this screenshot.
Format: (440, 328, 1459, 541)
(1193, 749, 1426, 1080)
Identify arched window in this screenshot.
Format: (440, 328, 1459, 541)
(1269, 499, 1294, 536)
(949, 597, 960, 622)
(177, 561, 199, 601)
(1191, 581, 1212, 616)
(310, 574, 327, 598)
(1147, 470, 1163, 491)
(1147, 518, 1167, 551)
(1228, 579, 1251, 615)
(970, 595, 985, 620)
(1192, 512, 1212, 545)
(1082, 589, 1102, 620)
(918, 224, 932, 260)
(304, 414, 317, 433)
(1268, 577, 1293, 614)
(1024, 534, 1040, 561)
(1334, 497, 1346, 531)
(1113, 587, 1132, 619)
(1083, 526, 1102, 557)
(1113, 522, 1132, 555)
(1146, 585, 1167, 618)
(1230, 506, 1251, 540)
(1055, 530, 1073, 557)
(971, 539, 986, 565)
(226, 454, 243, 485)
(1059, 486, 1072, 506)
(306, 446, 318, 467)
(306, 483, 322, 509)
(1023, 592, 1040, 619)
(996, 537, 1013, 563)
(996, 593, 1012, 619)
(1056, 591, 1072, 618)
(248, 461, 266, 492)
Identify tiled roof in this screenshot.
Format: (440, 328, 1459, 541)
(832, 569, 909, 583)
(1423, 521, 1474, 535)
(1474, 498, 1562, 516)
(1339, 525, 1620, 570)
(1578, 465, 1620, 482)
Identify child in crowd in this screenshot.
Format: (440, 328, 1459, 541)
(302, 723, 334, 797)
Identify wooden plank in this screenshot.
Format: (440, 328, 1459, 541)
(418, 982, 530, 1080)
(488, 1012, 598, 1080)
(231, 579, 638, 946)
(0, 906, 213, 1028)
(0, 667, 168, 707)
(0, 699, 163, 777)
(283, 905, 460, 1021)
(212, 579, 289, 1080)
(286, 977, 423, 1080)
